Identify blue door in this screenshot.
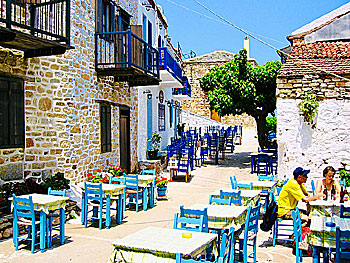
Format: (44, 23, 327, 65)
(147, 94, 153, 149)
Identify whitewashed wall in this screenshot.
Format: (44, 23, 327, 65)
(277, 98, 350, 184)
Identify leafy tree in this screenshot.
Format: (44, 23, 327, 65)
(266, 116, 277, 134)
(200, 49, 281, 148)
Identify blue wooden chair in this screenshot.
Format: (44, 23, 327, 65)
(335, 227, 350, 263)
(340, 204, 350, 218)
(311, 179, 316, 195)
(141, 168, 156, 208)
(174, 205, 209, 233)
(47, 188, 67, 247)
(141, 168, 156, 175)
(83, 182, 107, 229)
(109, 176, 126, 223)
(273, 203, 295, 246)
(12, 194, 41, 253)
(257, 153, 270, 175)
(236, 204, 261, 263)
(218, 227, 235, 263)
(230, 176, 237, 189)
(292, 207, 304, 263)
(220, 190, 242, 206)
(124, 173, 147, 212)
(258, 174, 274, 182)
(209, 195, 232, 206)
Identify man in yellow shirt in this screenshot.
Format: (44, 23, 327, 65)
(277, 167, 322, 221)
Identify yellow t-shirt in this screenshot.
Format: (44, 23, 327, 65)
(277, 179, 307, 217)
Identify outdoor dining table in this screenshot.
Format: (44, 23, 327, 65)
(108, 226, 217, 263)
(210, 189, 261, 207)
(237, 180, 277, 193)
(12, 193, 69, 252)
(79, 183, 126, 227)
(250, 152, 274, 174)
(187, 204, 248, 231)
(307, 200, 350, 262)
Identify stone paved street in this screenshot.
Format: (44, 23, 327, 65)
(0, 129, 312, 263)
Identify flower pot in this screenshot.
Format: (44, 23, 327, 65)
(157, 187, 167, 197)
(147, 150, 159, 160)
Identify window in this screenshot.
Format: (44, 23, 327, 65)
(158, 104, 165, 131)
(0, 76, 24, 149)
(169, 101, 173, 128)
(100, 103, 111, 153)
(96, 0, 116, 33)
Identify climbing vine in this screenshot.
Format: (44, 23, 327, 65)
(299, 92, 319, 128)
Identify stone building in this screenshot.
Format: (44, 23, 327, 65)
(276, 2, 350, 181)
(0, 0, 146, 183)
(182, 48, 257, 129)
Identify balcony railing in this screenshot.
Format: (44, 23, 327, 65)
(0, 0, 70, 57)
(158, 47, 182, 81)
(95, 31, 160, 86)
(173, 76, 191, 97)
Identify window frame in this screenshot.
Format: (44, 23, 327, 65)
(100, 103, 112, 153)
(158, 103, 165, 131)
(0, 76, 24, 149)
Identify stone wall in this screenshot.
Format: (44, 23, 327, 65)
(182, 51, 256, 129)
(277, 74, 350, 184)
(0, 0, 139, 183)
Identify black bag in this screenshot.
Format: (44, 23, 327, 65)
(260, 194, 278, 232)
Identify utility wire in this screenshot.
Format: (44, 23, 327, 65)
(163, 0, 286, 45)
(192, 0, 350, 82)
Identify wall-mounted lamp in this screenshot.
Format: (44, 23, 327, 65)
(147, 94, 152, 100)
(142, 1, 152, 11)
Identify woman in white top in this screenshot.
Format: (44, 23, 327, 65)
(315, 166, 341, 200)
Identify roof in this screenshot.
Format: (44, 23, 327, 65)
(279, 41, 350, 76)
(290, 3, 350, 38)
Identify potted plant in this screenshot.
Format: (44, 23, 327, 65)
(108, 164, 125, 177)
(155, 174, 169, 198)
(86, 169, 109, 184)
(147, 131, 161, 160)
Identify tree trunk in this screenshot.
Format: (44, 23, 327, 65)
(254, 114, 268, 149)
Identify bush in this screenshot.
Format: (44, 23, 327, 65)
(266, 116, 276, 134)
(339, 169, 350, 187)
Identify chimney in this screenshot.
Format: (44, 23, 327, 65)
(244, 36, 250, 58)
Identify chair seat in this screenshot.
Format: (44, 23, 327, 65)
(18, 217, 41, 226)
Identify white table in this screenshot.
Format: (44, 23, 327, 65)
(238, 180, 276, 191)
(109, 227, 217, 263)
(188, 204, 248, 230)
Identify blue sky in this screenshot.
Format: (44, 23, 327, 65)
(156, 0, 350, 65)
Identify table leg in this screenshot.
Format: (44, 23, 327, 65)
(40, 211, 46, 252)
(59, 208, 65, 245)
(251, 156, 254, 174)
(81, 191, 85, 225)
(106, 195, 111, 229)
(143, 188, 148, 211)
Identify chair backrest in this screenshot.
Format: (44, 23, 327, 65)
(340, 204, 350, 218)
(258, 174, 274, 181)
(237, 182, 253, 190)
(124, 173, 139, 191)
(173, 205, 209, 233)
(12, 194, 35, 222)
(230, 176, 237, 189)
(109, 176, 126, 185)
(219, 226, 235, 263)
(48, 187, 67, 197)
(336, 227, 350, 263)
(244, 204, 261, 235)
(141, 168, 156, 176)
(220, 190, 242, 206)
(292, 207, 302, 244)
(257, 153, 269, 163)
(310, 180, 316, 195)
(84, 182, 103, 202)
(209, 195, 232, 206)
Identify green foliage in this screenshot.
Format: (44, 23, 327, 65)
(43, 172, 70, 190)
(266, 116, 277, 134)
(339, 169, 350, 187)
(148, 131, 162, 151)
(200, 49, 281, 147)
(177, 123, 186, 136)
(299, 92, 319, 128)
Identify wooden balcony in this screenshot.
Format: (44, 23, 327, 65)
(0, 0, 71, 58)
(95, 31, 160, 87)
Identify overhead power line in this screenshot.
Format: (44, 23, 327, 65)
(192, 0, 350, 81)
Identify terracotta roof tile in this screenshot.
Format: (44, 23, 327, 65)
(279, 41, 350, 76)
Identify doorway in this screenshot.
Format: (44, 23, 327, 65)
(119, 107, 130, 172)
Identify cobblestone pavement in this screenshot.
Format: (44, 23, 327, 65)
(0, 129, 312, 263)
